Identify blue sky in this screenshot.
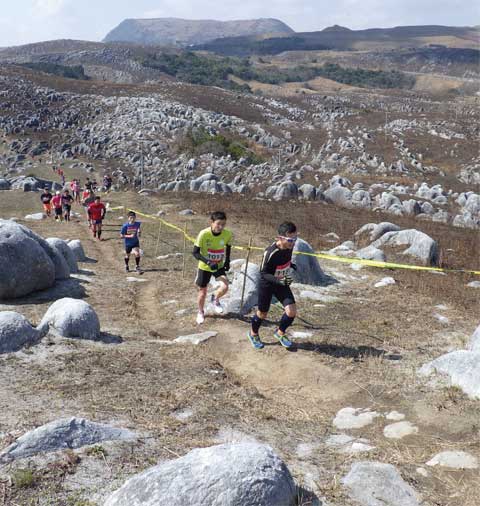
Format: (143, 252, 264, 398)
(0, 0, 478, 47)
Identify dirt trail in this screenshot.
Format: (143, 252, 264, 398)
(206, 319, 357, 406)
(84, 216, 361, 411)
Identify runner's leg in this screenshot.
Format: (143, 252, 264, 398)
(214, 275, 228, 298)
(133, 247, 141, 271)
(278, 304, 297, 335)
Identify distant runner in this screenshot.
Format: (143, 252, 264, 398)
(192, 211, 232, 325)
(51, 191, 63, 221)
(71, 179, 81, 203)
(62, 189, 74, 222)
(248, 222, 298, 350)
(85, 178, 93, 191)
(58, 168, 65, 186)
(103, 174, 113, 192)
(40, 187, 53, 217)
(87, 196, 106, 240)
(82, 189, 95, 225)
(121, 211, 142, 274)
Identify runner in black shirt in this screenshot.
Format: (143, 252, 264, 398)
(40, 187, 53, 217)
(248, 221, 298, 350)
(62, 190, 74, 222)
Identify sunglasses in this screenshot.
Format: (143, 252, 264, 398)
(279, 235, 298, 243)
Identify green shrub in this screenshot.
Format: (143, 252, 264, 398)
(20, 62, 89, 80)
(12, 468, 36, 489)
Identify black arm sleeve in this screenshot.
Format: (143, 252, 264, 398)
(261, 272, 283, 286)
(192, 245, 210, 265)
(225, 245, 231, 263)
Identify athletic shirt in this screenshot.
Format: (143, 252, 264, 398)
(62, 194, 73, 207)
(121, 221, 141, 247)
(88, 202, 106, 220)
(260, 242, 293, 285)
(195, 227, 233, 272)
(51, 195, 62, 208)
(41, 192, 52, 204)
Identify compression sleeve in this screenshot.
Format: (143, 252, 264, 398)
(260, 248, 283, 286)
(261, 273, 283, 285)
(225, 245, 231, 263)
(193, 245, 210, 265)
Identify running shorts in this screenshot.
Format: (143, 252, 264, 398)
(257, 283, 295, 313)
(195, 268, 227, 288)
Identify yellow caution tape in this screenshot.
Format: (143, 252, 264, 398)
(106, 205, 480, 277)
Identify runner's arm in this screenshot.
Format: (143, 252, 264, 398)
(192, 245, 210, 265)
(260, 250, 284, 286)
(224, 245, 232, 271)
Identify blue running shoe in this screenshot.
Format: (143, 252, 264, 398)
(247, 331, 264, 350)
(273, 330, 293, 348)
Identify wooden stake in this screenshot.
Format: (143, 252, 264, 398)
(154, 221, 162, 257)
(240, 237, 253, 312)
(182, 222, 188, 279)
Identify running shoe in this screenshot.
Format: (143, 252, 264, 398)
(196, 311, 205, 325)
(125, 266, 130, 273)
(247, 331, 264, 350)
(273, 330, 293, 349)
(211, 294, 224, 314)
(136, 266, 144, 275)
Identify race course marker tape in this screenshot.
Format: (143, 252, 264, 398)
(108, 205, 480, 277)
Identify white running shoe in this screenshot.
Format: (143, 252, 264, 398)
(211, 295, 224, 314)
(196, 311, 205, 325)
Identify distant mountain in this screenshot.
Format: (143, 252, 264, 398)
(194, 24, 480, 56)
(103, 17, 294, 46)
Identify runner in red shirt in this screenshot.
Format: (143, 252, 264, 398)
(51, 191, 63, 222)
(87, 196, 106, 240)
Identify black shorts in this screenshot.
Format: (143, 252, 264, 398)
(125, 242, 140, 254)
(92, 219, 103, 225)
(54, 207, 62, 216)
(195, 268, 227, 288)
(63, 205, 71, 213)
(257, 283, 295, 313)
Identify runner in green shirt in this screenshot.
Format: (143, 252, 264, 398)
(192, 211, 232, 324)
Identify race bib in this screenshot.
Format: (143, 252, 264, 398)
(207, 248, 225, 264)
(274, 261, 291, 279)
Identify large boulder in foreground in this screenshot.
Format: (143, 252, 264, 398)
(342, 461, 420, 506)
(37, 298, 100, 339)
(419, 350, 480, 399)
(104, 442, 296, 506)
(0, 311, 47, 354)
(46, 238, 78, 274)
(67, 239, 88, 262)
(0, 417, 136, 462)
(0, 220, 56, 299)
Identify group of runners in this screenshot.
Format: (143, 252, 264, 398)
(192, 211, 298, 349)
(41, 179, 297, 346)
(116, 210, 298, 347)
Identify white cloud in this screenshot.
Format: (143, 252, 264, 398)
(33, 0, 65, 16)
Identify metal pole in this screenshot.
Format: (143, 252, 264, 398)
(240, 237, 253, 312)
(182, 223, 188, 279)
(154, 221, 163, 257)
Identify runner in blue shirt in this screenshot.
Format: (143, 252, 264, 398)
(121, 211, 142, 274)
